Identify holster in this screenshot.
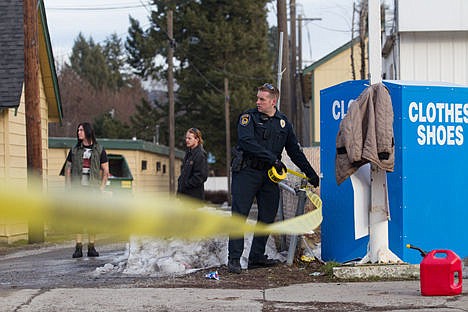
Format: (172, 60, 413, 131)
(231, 146, 244, 172)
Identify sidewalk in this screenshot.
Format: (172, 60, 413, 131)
(0, 239, 466, 311)
(0, 280, 466, 311)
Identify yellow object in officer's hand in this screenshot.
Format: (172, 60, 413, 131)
(268, 165, 287, 183)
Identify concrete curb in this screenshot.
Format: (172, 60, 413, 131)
(333, 264, 420, 279)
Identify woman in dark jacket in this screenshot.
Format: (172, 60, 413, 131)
(177, 128, 208, 199)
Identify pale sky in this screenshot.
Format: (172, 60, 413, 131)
(44, 0, 358, 69)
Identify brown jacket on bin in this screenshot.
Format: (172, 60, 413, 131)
(335, 82, 395, 185)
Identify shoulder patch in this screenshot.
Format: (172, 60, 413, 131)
(280, 119, 286, 128)
(240, 114, 250, 126)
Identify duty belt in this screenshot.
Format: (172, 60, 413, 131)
(244, 157, 270, 170)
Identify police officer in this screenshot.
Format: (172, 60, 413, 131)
(228, 83, 319, 274)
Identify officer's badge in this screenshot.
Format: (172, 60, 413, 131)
(240, 114, 250, 126)
(280, 119, 286, 128)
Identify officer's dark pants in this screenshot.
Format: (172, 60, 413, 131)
(228, 167, 279, 261)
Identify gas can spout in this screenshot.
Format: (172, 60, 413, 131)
(406, 244, 427, 257)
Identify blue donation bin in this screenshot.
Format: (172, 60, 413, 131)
(320, 80, 468, 264)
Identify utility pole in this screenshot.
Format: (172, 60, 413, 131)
(298, 14, 303, 74)
(24, 0, 44, 243)
(290, 0, 298, 138)
(224, 78, 231, 205)
(296, 15, 321, 144)
(296, 17, 322, 71)
(297, 13, 304, 143)
(277, 0, 290, 118)
(167, 9, 175, 193)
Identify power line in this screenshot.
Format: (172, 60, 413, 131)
(47, 4, 147, 11)
(188, 54, 274, 81)
(309, 22, 351, 33)
(190, 64, 224, 95)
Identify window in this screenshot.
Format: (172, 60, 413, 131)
(141, 160, 147, 170)
(156, 161, 161, 172)
(162, 164, 166, 174)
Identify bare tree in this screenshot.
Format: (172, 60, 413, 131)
(358, 0, 368, 80)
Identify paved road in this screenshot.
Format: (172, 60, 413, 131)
(0, 242, 131, 289)
(0, 241, 466, 311)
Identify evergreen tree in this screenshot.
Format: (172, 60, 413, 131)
(125, 17, 161, 78)
(129, 98, 168, 144)
(51, 34, 149, 140)
(93, 113, 133, 139)
(126, 0, 274, 173)
(103, 33, 127, 90)
(68, 33, 112, 90)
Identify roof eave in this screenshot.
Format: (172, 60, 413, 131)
(38, 0, 63, 123)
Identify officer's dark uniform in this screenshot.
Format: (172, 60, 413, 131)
(228, 107, 319, 264)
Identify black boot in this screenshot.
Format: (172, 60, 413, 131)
(72, 243, 83, 258)
(87, 243, 99, 257)
(248, 256, 281, 269)
(228, 258, 241, 274)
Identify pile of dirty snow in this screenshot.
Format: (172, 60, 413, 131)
(123, 235, 228, 276)
(95, 207, 288, 277)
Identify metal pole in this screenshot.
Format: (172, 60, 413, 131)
(277, 0, 290, 117)
(368, 0, 382, 85)
(287, 189, 307, 265)
(362, 0, 401, 264)
(224, 78, 231, 205)
(276, 32, 284, 110)
(275, 32, 284, 250)
(167, 9, 175, 193)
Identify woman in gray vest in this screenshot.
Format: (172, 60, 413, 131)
(65, 122, 109, 258)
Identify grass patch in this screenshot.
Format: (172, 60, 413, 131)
(320, 261, 341, 277)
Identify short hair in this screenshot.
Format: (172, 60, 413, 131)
(258, 83, 280, 100)
(187, 127, 203, 145)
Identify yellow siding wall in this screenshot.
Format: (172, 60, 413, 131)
(48, 147, 182, 195)
(310, 41, 367, 143)
(0, 71, 50, 243)
(0, 92, 27, 187)
(0, 93, 28, 243)
(40, 68, 49, 188)
(111, 149, 181, 194)
(47, 147, 68, 192)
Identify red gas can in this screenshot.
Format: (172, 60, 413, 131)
(420, 249, 463, 296)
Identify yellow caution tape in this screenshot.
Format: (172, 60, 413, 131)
(269, 187, 322, 234)
(287, 168, 308, 179)
(285, 168, 321, 194)
(0, 183, 323, 239)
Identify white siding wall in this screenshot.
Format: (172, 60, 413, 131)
(398, 0, 468, 32)
(399, 31, 468, 84)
